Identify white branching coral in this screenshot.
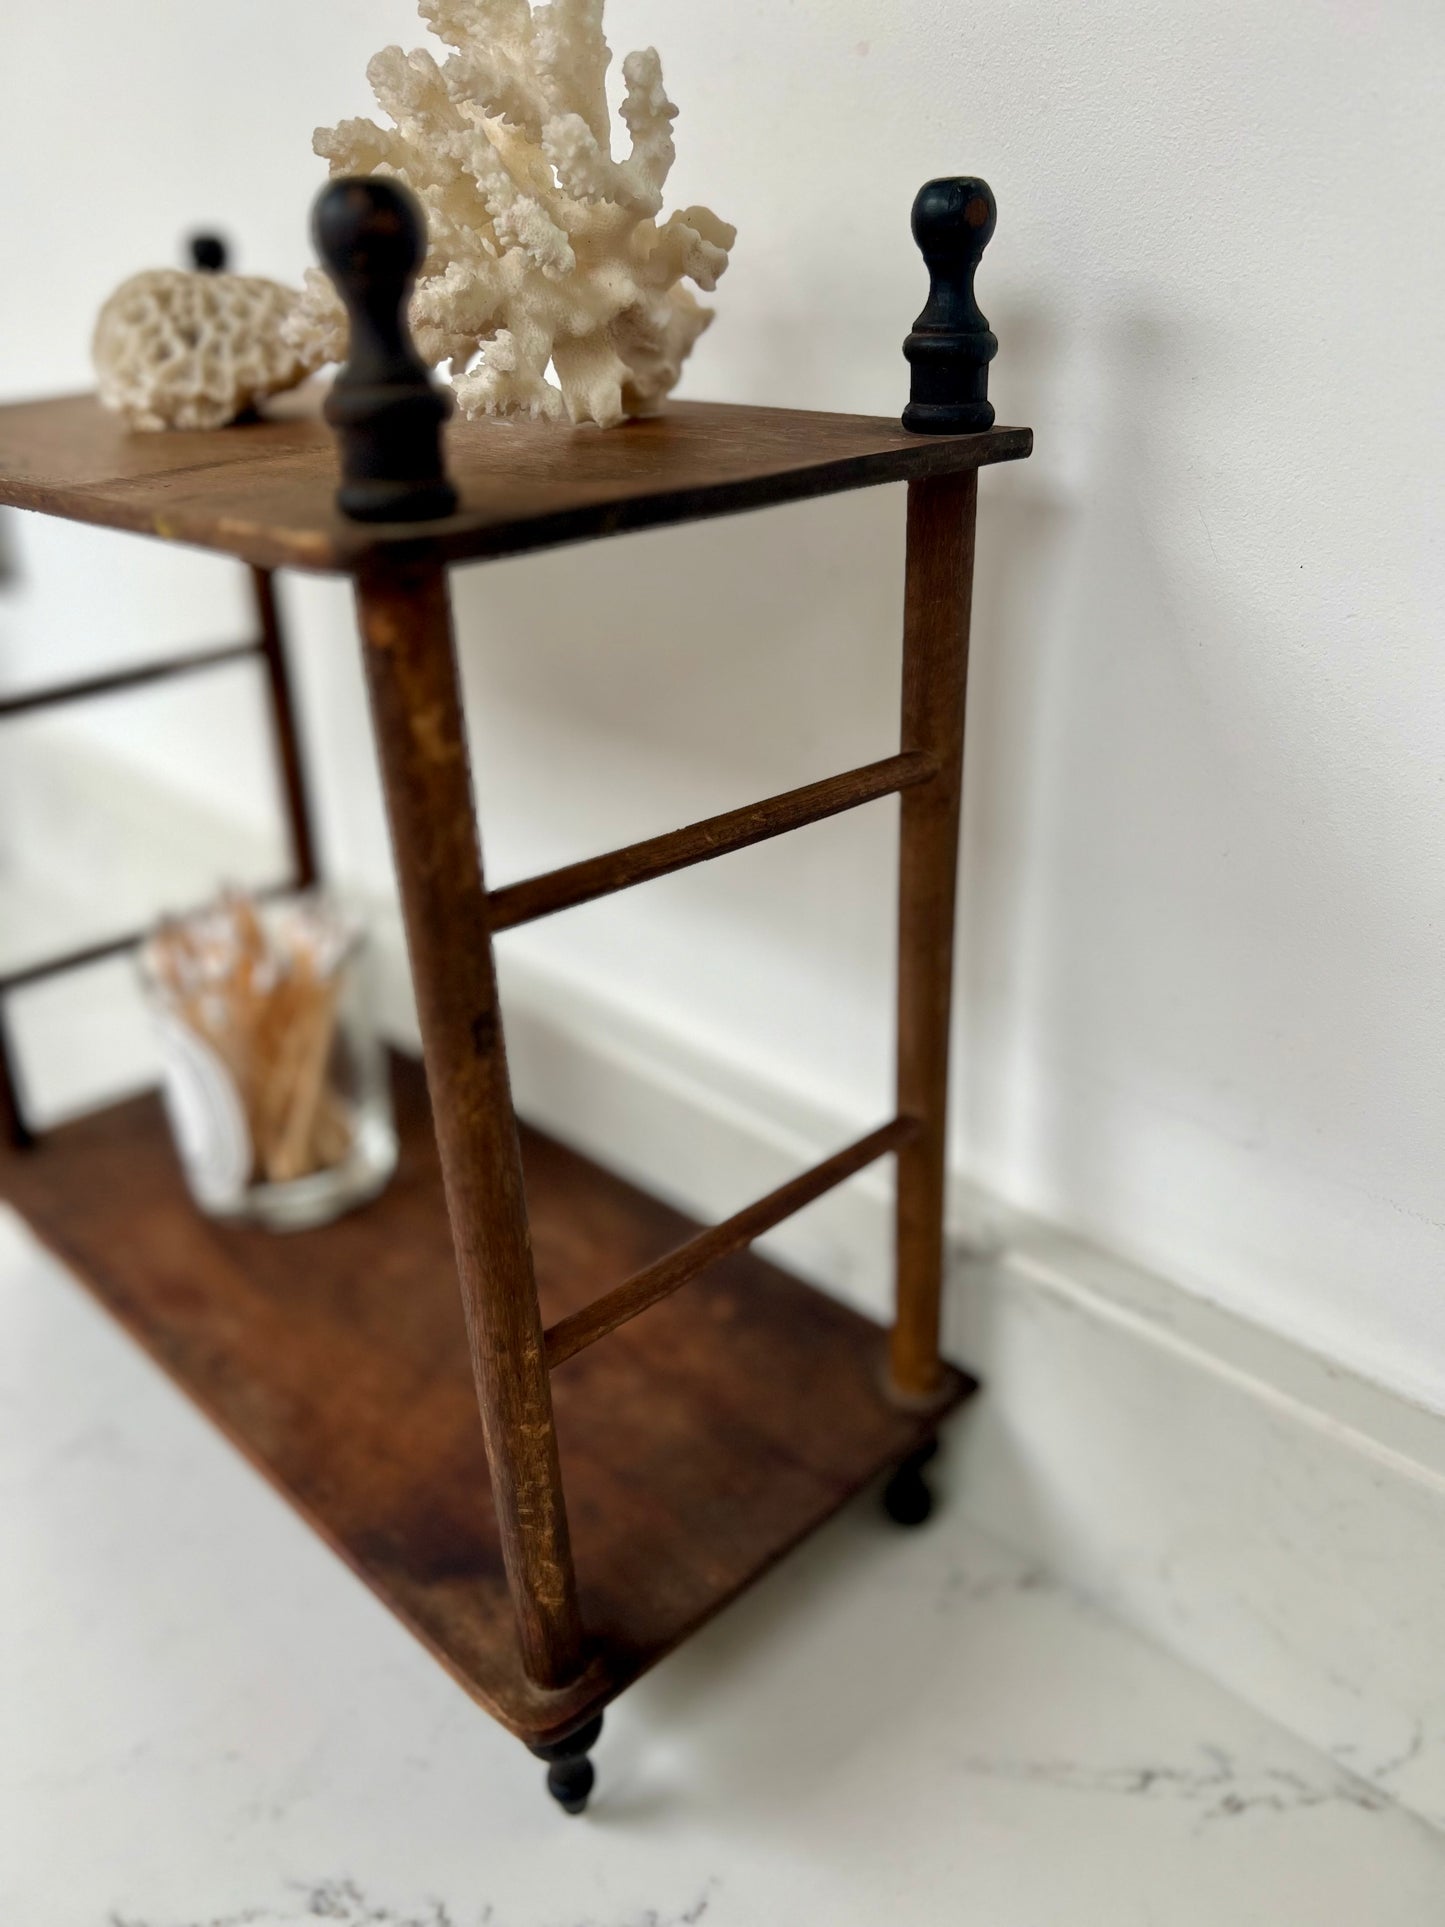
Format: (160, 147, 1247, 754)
(94, 271, 320, 432)
(285, 0, 736, 429)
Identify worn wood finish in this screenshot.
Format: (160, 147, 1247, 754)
(545, 1115, 919, 1371)
(251, 567, 319, 889)
(891, 472, 979, 1405)
(0, 636, 258, 719)
(2, 199, 1031, 1789)
(0, 1055, 972, 1744)
(489, 751, 937, 935)
(356, 558, 583, 1690)
(0, 393, 1031, 576)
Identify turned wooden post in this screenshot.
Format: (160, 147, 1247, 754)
(890, 173, 999, 1402)
(321, 182, 581, 1687)
(890, 470, 978, 1405)
(356, 555, 584, 1687)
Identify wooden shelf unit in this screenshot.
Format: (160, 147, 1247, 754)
(0, 174, 1031, 1805)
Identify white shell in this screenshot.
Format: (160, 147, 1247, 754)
(284, 0, 737, 431)
(93, 270, 320, 432)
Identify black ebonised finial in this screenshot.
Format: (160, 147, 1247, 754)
(902, 177, 998, 435)
(313, 177, 458, 524)
(188, 234, 229, 273)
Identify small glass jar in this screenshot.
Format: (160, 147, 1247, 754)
(139, 892, 397, 1232)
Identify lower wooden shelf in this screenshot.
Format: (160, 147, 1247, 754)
(1, 1053, 972, 1745)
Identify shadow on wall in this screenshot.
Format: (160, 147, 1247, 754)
(961, 294, 1445, 1394)
(957, 297, 1264, 1218)
(956, 297, 1076, 1175)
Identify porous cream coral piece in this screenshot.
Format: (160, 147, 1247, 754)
(284, 0, 737, 430)
(93, 271, 322, 432)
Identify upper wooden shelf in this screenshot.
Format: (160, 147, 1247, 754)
(0, 391, 1032, 576)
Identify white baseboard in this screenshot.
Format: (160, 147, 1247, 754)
(8, 740, 1445, 1834)
(950, 1230, 1445, 1832)
(367, 902, 1445, 1837)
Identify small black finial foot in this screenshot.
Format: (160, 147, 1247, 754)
(188, 234, 229, 274)
(882, 1438, 939, 1527)
(902, 177, 998, 435)
(313, 177, 458, 524)
(529, 1714, 603, 1816)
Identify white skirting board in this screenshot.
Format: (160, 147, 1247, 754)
(6, 737, 1445, 1835)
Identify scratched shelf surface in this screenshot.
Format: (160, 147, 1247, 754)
(0, 1053, 969, 1746)
(0, 391, 1031, 575)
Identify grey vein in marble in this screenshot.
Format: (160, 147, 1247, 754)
(106, 1880, 722, 1927)
(954, 1741, 1391, 1823)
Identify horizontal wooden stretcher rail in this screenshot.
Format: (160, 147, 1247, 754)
(544, 1114, 920, 1369)
(0, 638, 260, 720)
(488, 751, 938, 933)
(0, 878, 298, 994)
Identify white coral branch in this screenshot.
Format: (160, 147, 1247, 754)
(295, 0, 735, 429)
(534, 0, 613, 141)
(617, 50, 677, 198)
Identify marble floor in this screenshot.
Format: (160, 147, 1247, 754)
(2, 1206, 1440, 1927)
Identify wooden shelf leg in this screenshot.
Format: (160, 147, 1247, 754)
(528, 1713, 603, 1816)
(0, 1000, 33, 1151)
(252, 566, 320, 890)
(890, 472, 979, 1406)
(882, 1437, 939, 1527)
(355, 556, 585, 1690)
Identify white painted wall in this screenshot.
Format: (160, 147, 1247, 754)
(1, 2, 1442, 1410)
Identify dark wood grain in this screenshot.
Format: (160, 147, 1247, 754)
(357, 558, 583, 1689)
(0, 1056, 972, 1745)
(544, 1114, 919, 1369)
(488, 751, 937, 934)
(0, 393, 1032, 575)
(891, 473, 978, 1404)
